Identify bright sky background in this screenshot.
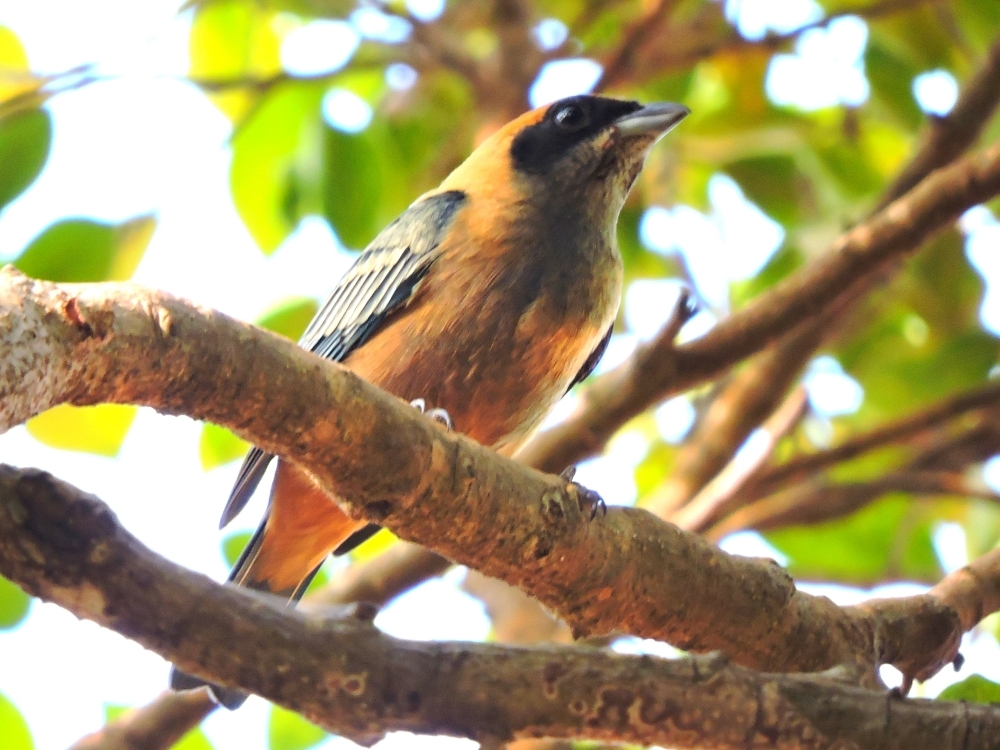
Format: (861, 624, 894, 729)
(0, 1, 997, 749)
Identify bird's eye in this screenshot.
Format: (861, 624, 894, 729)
(553, 104, 587, 131)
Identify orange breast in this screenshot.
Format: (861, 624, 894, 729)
(342, 256, 606, 455)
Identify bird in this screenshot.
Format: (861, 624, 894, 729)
(170, 94, 689, 708)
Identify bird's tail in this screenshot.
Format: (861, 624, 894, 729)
(170, 461, 377, 710)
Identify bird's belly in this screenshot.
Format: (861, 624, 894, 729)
(342, 299, 604, 455)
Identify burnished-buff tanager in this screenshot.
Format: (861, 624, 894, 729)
(171, 95, 688, 707)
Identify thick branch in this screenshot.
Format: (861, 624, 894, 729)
(517, 142, 1000, 474)
(0, 267, 985, 685)
(3, 466, 1000, 750)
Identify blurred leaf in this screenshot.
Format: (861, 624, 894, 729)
(189, 0, 282, 121)
(303, 561, 330, 594)
(617, 206, 684, 283)
(730, 245, 803, 308)
(222, 531, 253, 567)
(955, 0, 1000, 52)
(268, 705, 327, 750)
(812, 137, 883, 200)
(0, 26, 45, 105)
(230, 82, 324, 253)
(322, 126, 384, 248)
(0, 108, 51, 212)
(765, 494, 941, 585)
(938, 674, 1000, 704)
(0, 26, 28, 69)
(864, 42, 923, 130)
(635, 441, 678, 500)
(724, 155, 812, 226)
(348, 527, 397, 562)
(15, 215, 156, 282)
(105, 705, 214, 750)
(257, 296, 320, 341)
(836, 231, 996, 426)
(0, 692, 33, 750)
(870, 5, 958, 72)
(200, 423, 250, 470)
(26, 404, 138, 457)
(0, 575, 30, 630)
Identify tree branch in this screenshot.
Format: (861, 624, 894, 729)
(68, 690, 217, 750)
(0, 266, 991, 686)
(3, 465, 1000, 749)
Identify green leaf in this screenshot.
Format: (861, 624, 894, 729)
(230, 82, 324, 253)
(0, 692, 33, 750)
(268, 705, 327, 750)
(189, 0, 282, 121)
(864, 42, 923, 130)
(724, 155, 811, 226)
(938, 674, 1000, 704)
(765, 494, 941, 585)
(303, 562, 330, 594)
(200, 423, 250, 470)
(222, 531, 253, 568)
(322, 126, 383, 248)
(0, 108, 51, 212)
(14, 215, 156, 282)
(730, 245, 803, 309)
(257, 296, 320, 341)
(105, 705, 214, 750)
(26, 404, 138, 457)
(0, 575, 30, 630)
(0, 25, 28, 70)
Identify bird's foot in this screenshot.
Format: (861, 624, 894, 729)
(410, 398, 453, 431)
(560, 465, 606, 520)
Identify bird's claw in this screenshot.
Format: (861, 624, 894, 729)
(560, 465, 606, 520)
(410, 398, 453, 431)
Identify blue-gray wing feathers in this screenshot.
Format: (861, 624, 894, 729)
(218, 190, 467, 528)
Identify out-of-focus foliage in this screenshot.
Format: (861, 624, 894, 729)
(25, 404, 138, 458)
(0, 574, 30, 630)
(268, 705, 327, 750)
(221, 531, 332, 591)
(105, 705, 214, 750)
(0, 692, 33, 750)
(15, 215, 156, 282)
(222, 530, 253, 567)
(938, 674, 1000, 704)
(0, 108, 50, 212)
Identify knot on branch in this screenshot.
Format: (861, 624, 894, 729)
(0, 465, 120, 593)
(860, 595, 963, 692)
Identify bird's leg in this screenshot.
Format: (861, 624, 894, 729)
(560, 465, 606, 520)
(409, 398, 453, 431)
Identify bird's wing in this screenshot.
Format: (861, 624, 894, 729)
(566, 323, 613, 394)
(218, 190, 468, 529)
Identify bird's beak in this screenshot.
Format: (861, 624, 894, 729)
(614, 102, 690, 139)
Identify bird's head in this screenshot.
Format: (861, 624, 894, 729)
(439, 95, 689, 232)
